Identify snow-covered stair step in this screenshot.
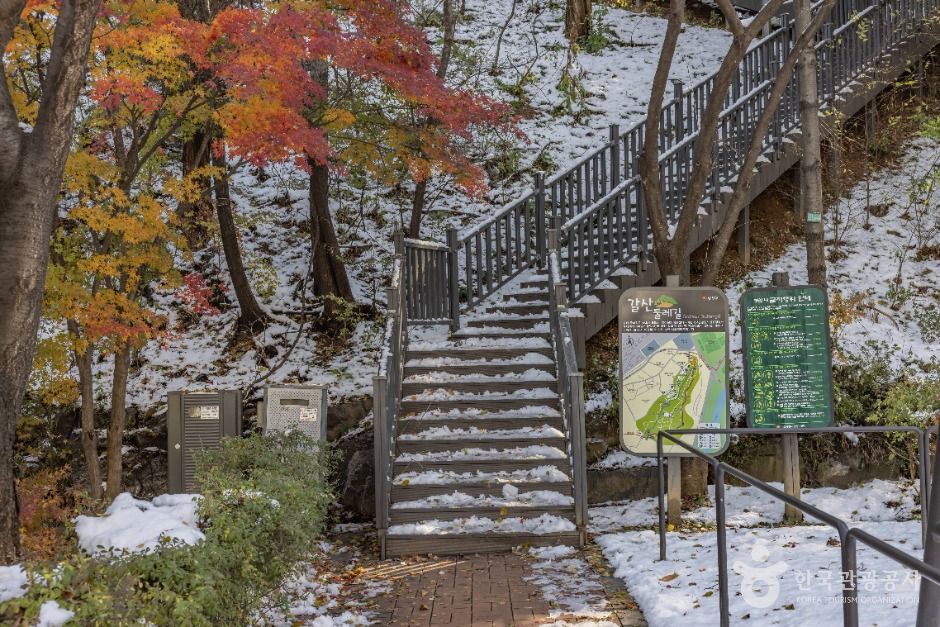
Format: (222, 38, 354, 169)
(390, 504, 574, 524)
(407, 338, 554, 360)
(400, 383, 559, 410)
(501, 290, 549, 303)
(519, 276, 549, 290)
(396, 425, 566, 454)
(391, 465, 570, 497)
(384, 515, 580, 556)
(389, 486, 575, 523)
(393, 445, 570, 474)
(397, 408, 564, 432)
(401, 374, 556, 396)
(465, 316, 548, 329)
(484, 301, 549, 316)
(398, 423, 563, 439)
(450, 326, 551, 341)
(403, 359, 554, 377)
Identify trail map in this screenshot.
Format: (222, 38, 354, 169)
(619, 289, 729, 455)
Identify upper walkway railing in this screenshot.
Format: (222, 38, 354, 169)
(401, 0, 940, 322)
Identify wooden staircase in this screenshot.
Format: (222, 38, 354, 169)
(384, 273, 583, 556)
(372, 0, 940, 559)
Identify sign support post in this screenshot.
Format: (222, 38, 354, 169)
(772, 272, 804, 523)
(665, 275, 683, 527)
(667, 459, 682, 526)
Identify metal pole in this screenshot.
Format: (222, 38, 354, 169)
(918, 421, 940, 626)
(535, 173, 546, 266)
(446, 228, 460, 332)
(658, 434, 668, 560)
(842, 530, 860, 627)
(715, 466, 731, 627)
(609, 124, 621, 188)
(920, 429, 930, 543)
(664, 274, 684, 527)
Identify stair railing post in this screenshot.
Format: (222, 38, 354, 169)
(372, 373, 388, 559)
(570, 370, 587, 537)
(446, 228, 460, 331)
(535, 173, 547, 267)
(672, 79, 684, 142)
(609, 124, 621, 189)
(821, 22, 834, 102)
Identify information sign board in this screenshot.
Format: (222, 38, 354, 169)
(619, 287, 730, 456)
(741, 286, 834, 428)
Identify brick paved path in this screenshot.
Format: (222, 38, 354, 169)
(365, 552, 646, 627)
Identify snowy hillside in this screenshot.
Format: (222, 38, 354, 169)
(89, 0, 732, 413)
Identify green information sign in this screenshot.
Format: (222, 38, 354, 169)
(741, 286, 834, 428)
(619, 287, 730, 456)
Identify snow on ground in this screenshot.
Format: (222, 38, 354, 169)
(421, 0, 731, 211)
(598, 521, 923, 627)
(592, 479, 925, 626)
(589, 449, 656, 471)
(269, 539, 390, 626)
(36, 601, 74, 627)
(525, 546, 617, 625)
(60, 2, 731, 416)
(74, 492, 204, 556)
(0, 565, 27, 603)
(589, 479, 920, 534)
(727, 136, 940, 374)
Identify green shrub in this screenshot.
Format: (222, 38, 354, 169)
(1, 432, 336, 626)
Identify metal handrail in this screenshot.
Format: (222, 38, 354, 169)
(397, 0, 939, 324)
(372, 254, 406, 558)
(548, 230, 588, 536)
(655, 426, 940, 627)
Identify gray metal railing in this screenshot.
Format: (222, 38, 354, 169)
(548, 226, 588, 536)
(397, 0, 940, 320)
(379, 0, 940, 558)
(401, 234, 459, 329)
(373, 255, 405, 558)
(655, 426, 940, 627)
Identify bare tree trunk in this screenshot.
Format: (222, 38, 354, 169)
(105, 342, 130, 500)
(639, 0, 685, 277)
(70, 333, 102, 500)
(178, 131, 212, 247)
(409, 179, 429, 238)
(491, 0, 518, 74)
(309, 159, 353, 319)
(306, 61, 353, 319)
(438, 0, 456, 80)
(0, 0, 102, 564)
(565, 0, 592, 41)
(701, 1, 835, 285)
(640, 0, 786, 279)
(410, 0, 456, 238)
(795, 0, 827, 286)
(213, 154, 269, 332)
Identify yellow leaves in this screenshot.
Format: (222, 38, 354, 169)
(7, 77, 38, 124)
(30, 335, 80, 406)
(164, 165, 222, 205)
(51, 151, 185, 350)
(322, 108, 356, 131)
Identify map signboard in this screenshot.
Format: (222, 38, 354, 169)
(619, 287, 730, 456)
(741, 286, 833, 428)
